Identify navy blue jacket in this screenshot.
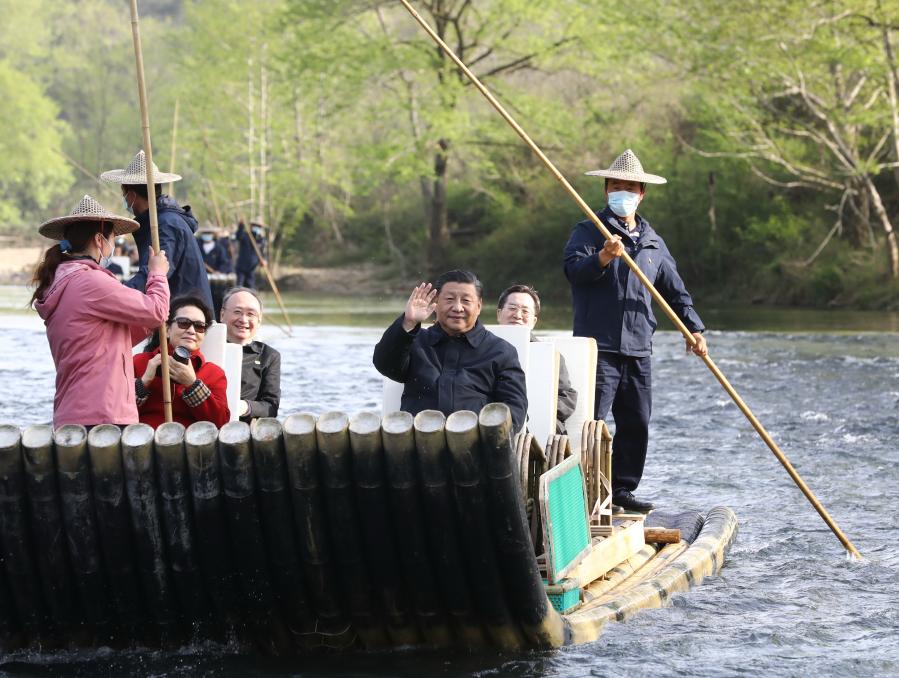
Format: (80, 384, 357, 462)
(563, 208, 704, 357)
(200, 238, 233, 273)
(126, 195, 213, 310)
(373, 316, 529, 432)
(235, 223, 267, 273)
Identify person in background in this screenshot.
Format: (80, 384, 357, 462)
(198, 224, 233, 275)
(563, 149, 708, 513)
(134, 294, 229, 428)
(199, 224, 236, 317)
(221, 287, 280, 422)
(496, 284, 578, 435)
(373, 269, 528, 432)
(100, 150, 213, 311)
(32, 195, 170, 428)
(234, 220, 267, 290)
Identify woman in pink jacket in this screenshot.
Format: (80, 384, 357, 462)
(33, 195, 170, 428)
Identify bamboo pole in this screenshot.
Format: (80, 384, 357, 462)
(397, 0, 861, 559)
(129, 0, 173, 423)
(242, 217, 293, 336)
(169, 98, 179, 200)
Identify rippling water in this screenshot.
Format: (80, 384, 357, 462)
(0, 311, 897, 676)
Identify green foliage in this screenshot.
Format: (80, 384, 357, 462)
(3, 0, 899, 308)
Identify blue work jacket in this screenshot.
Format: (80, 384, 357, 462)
(563, 207, 704, 357)
(126, 195, 214, 310)
(201, 239, 233, 274)
(235, 224, 267, 273)
(373, 316, 528, 432)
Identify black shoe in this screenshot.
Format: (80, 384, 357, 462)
(612, 490, 654, 513)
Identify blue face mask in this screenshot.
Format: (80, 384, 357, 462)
(99, 235, 114, 268)
(122, 196, 133, 215)
(607, 191, 641, 218)
(200, 233, 214, 242)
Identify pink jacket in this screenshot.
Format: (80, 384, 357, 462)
(35, 259, 170, 427)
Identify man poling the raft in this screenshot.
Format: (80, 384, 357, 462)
(397, 0, 861, 558)
(565, 150, 707, 513)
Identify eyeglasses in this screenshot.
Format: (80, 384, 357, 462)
(503, 304, 534, 318)
(226, 308, 260, 322)
(172, 317, 209, 333)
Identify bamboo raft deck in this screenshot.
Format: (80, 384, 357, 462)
(0, 403, 736, 654)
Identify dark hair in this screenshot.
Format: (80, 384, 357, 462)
(144, 293, 214, 352)
(497, 284, 541, 317)
(123, 183, 163, 201)
(221, 286, 263, 313)
(604, 178, 646, 193)
(30, 220, 114, 307)
(434, 269, 483, 299)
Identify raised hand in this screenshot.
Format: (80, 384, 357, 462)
(402, 282, 437, 331)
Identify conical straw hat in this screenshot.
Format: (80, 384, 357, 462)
(585, 149, 667, 185)
(38, 195, 139, 240)
(99, 149, 181, 184)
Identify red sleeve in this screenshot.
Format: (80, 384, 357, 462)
(190, 363, 231, 427)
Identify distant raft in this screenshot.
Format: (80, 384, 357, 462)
(0, 404, 736, 653)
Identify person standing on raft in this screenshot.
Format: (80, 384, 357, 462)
(563, 149, 708, 513)
(32, 195, 170, 428)
(100, 150, 214, 311)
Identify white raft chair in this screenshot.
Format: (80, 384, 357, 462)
(545, 336, 613, 528)
(199, 322, 243, 422)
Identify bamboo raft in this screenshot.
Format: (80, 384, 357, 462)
(0, 403, 736, 653)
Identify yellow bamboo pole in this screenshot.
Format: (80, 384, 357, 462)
(241, 216, 292, 335)
(130, 0, 172, 423)
(397, 0, 861, 558)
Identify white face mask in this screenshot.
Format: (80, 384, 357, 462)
(99, 234, 114, 268)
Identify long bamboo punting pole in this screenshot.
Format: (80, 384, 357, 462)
(397, 0, 861, 559)
(244, 223, 292, 335)
(129, 0, 172, 422)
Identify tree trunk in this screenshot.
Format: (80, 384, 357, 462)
(427, 139, 450, 273)
(863, 175, 899, 278)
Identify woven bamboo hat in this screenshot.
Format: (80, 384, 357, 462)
(39, 195, 140, 240)
(99, 149, 181, 185)
(585, 149, 667, 185)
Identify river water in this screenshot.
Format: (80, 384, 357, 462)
(0, 290, 896, 676)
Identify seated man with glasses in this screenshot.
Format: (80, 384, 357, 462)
(134, 294, 230, 428)
(496, 284, 578, 435)
(221, 286, 281, 422)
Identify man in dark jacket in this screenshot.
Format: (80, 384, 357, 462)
(199, 226, 233, 274)
(496, 284, 578, 434)
(221, 287, 280, 422)
(100, 151, 213, 311)
(563, 149, 708, 513)
(373, 270, 528, 432)
(234, 221, 267, 290)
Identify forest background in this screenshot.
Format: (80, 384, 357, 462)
(2, 0, 899, 309)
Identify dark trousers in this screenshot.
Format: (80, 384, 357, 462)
(236, 269, 256, 290)
(594, 352, 652, 494)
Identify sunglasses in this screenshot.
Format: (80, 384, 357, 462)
(171, 317, 209, 333)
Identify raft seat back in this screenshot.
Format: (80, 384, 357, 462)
(522, 342, 558, 449)
(545, 336, 598, 451)
(202, 322, 243, 422)
(484, 324, 532, 436)
(382, 378, 404, 416)
(539, 453, 591, 584)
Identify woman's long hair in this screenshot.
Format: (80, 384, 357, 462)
(30, 221, 114, 307)
(143, 293, 213, 353)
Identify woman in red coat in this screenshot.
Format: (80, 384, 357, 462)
(134, 294, 230, 428)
